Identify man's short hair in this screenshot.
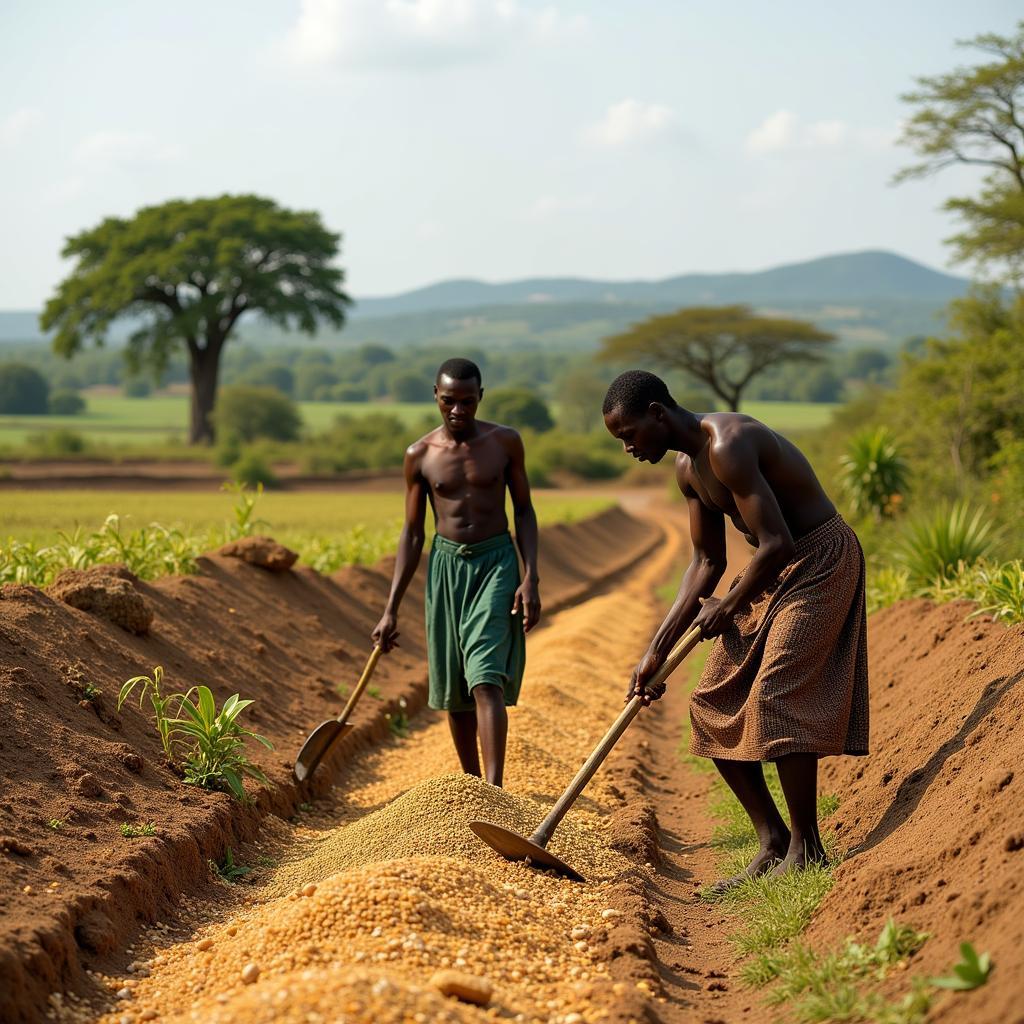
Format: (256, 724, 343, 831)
(602, 370, 677, 417)
(436, 357, 482, 387)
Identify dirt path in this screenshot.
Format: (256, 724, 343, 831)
(43, 507, 758, 1024)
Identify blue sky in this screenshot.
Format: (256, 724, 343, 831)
(0, 1, 1018, 308)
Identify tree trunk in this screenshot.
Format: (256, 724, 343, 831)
(189, 345, 220, 445)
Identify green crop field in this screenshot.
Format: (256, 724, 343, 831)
(0, 489, 613, 546)
(0, 394, 837, 449)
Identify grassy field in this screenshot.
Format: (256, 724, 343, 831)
(0, 489, 614, 545)
(0, 395, 837, 449)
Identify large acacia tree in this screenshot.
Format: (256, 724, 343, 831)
(896, 21, 1024, 284)
(41, 194, 351, 443)
(600, 304, 834, 411)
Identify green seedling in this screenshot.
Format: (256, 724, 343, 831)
(82, 683, 102, 702)
(298, 802, 313, 813)
(47, 818, 65, 830)
(120, 822, 156, 838)
(221, 481, 269, 540)
(930, 942, 992, 991)
(386, 710, 410, 739)
(367, 685, 383, 701)
(173, 685, 273, 801)
(210, 847, 251, 883)
(335, 683, 350, 699)
(118, 666, 181, 762)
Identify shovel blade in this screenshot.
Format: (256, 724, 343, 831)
(468, 820, 585, 883)
(293, 719, 354, 782)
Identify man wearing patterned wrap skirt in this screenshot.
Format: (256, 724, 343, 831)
(603, 370, 868, 888)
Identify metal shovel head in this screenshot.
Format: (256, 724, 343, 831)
(293, 719, 354, 782)
(468, 820, 585, 883)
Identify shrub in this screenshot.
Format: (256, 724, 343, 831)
(528, 430, 624, 486)
(26, 429, 87, 456)
(240, 362, 295, 396)
(330, 384, 369, 402)
(123, 376, 153, 398)
(215, 385, 302, 443)
(487, 388, 554, 433)
(897, 502, 998, 588)
(302, 413, 410, 474)
(49, 390, 86, 415)
(390, 372, 432, 402)
(0, 363, 49, 413)
(231, 448, 279, 489)
(839, 427, 909, 521)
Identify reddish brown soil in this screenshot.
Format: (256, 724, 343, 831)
(816, 599, 1024, 1024)
(0, 506, 660, 1024)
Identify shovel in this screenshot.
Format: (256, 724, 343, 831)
(469, 623, 704, 882)
(293, 645, 383, 782)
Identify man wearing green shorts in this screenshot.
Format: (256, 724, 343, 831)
(372, 358, 541, 787)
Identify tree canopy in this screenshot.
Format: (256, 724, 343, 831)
(40, 194, 351, 443)
(599, 305, 834, 411)
(896, 21, 1024, 282)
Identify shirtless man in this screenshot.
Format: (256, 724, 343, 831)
(603, 370, 868, 885)
(372, 357, 541, 787)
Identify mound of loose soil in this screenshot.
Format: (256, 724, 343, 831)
(816, 599, 1024, 1023)
(217, 536, 298, 572)
(47, 565, 154, 635)
(0, 506, 661, 1024)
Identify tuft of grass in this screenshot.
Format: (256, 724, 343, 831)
(82, 682, 102, 702)
(366, 685, 383, 701)
(47, 818, 65, 830)
(385, 710, 410, 738)
(120, 822, 156, 838)
(209, 847, 251, 884)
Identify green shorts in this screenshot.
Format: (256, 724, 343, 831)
(426, 531, 527, 712)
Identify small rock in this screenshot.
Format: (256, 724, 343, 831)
(513, 888, 529, 900)
(116, 988, 132, 1000)
(429, 969, 493, 1006)
(574, 940, 589, 952)
(601, 908, 622, 921)
(302, 883, 317, 897)
(1005, 832, 1024, 852)
(241, 964, 260, 985)
(75, 773, 103, 798)
(218, 537, 298, 572)
(570, 925, 590, 940)
(196, 938, 213, 951)
(139, 1011, 158, 1022)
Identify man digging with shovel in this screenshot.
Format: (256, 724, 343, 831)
(372, 358, 541, 788)
(603, 370, 869, 889)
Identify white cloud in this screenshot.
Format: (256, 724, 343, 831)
(527, 193, 592, 221)
(0, 107, 42, 148)
(284, 0, 585, 69)
(73, 131, 183, 167)
(584, 99, 678, 148)
(745, 109, 892, 155)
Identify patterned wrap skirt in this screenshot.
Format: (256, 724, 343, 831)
(689, 513, 869, 761)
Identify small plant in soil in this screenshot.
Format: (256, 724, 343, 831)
(367, 685, 383, 701)
(47, 818, 65, 830)
(930, 942, 993, 991)
(222, 481, 269, 540)
(121, 822, 156, 838)
(386, 710, 410, 739)
(174, 686, 273, 800)
(210, 847, 251, 884)
(119, 667, 273, 801)
(82, 682, 102, 702)
(298, 802, 313, 813)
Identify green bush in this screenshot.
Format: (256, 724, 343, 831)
(215, 386, 302, 443)
(390, 372, 432, 402)
(330, 384, 369, 402)
(528, 430, 624, 486)
(839, 427, 909, 521)
(0, 363, 49, 413)
(240, 362, 295, 396)
(302, 413, 410, 474)
(123, 376, 153, 398)
(231, 448, 279, 489)
(27, 428, 87, 456)
(48, 390, 86, 415)
(897, 502, 998, 588)
(487, 387, 554, 433)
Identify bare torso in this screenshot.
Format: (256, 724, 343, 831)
(412, 420, 517, 542)
(678, 413, 836, 544)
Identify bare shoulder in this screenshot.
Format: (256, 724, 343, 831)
(674, 451, 696, 492)
(478, 420, 523, 451)
(405, 427, 441, 462)
(704, 412, 772, 456)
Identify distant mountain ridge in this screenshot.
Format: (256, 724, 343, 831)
(0, 251, 969, 349)
(350, 250, 970, 319)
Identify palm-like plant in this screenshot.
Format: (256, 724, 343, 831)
(897, 502, 998, 589)
(839, 428, 909, 521)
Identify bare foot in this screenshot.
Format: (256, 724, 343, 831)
(772, 840, 827, 877)
(709, 833, 789, 895)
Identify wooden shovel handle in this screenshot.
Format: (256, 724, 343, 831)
(337, 645, 383, 726)
(529, 624, 703, 848)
